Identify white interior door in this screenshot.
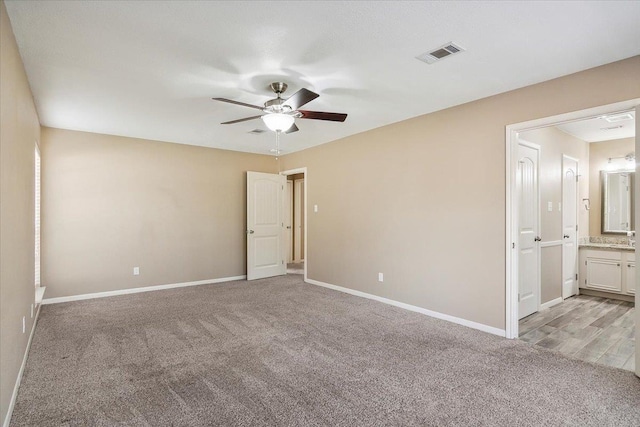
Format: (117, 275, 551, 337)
(286, 180, 293, 263)
(247, 171, 286, 280)
(562, 155, 579, 299)
(293, 179, 304, 262)
(517, 140, 540, 319)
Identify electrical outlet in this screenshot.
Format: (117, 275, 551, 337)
(22, 316, 26, 334)
(133, 267, 140, 276)
(547, 202, 553, 212)
(378, 272, 384, 282)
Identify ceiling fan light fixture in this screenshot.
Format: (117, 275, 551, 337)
(262, 113, 295, 132)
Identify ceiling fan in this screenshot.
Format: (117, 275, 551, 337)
(212, 82, 347, 134)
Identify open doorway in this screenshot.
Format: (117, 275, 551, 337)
(507, 100, 638, 374)
(281, 168, 307, 277)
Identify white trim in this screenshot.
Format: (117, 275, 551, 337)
(35, 286, 46, 305)
(42, 276, 246, 305)
(279, 167, 306, 175)
(3, 305, 41, 427)
(540, 297, 563, 311)
(540, 240, 563, 248)
(280, 167, 308, 283)
(292, 178, 304, 262)
(505, 98, 640, 339)
(562, 154, 580, 163)
(505, 127, 516, 339)
(306, 278, 505, 337)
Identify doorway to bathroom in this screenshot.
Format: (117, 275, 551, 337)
(282, 168, 306, 277)
(506, 99, 639, 375)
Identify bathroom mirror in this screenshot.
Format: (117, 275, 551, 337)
(601, 170, 635, 234)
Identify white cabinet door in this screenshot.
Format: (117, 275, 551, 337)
(626, 261, 636, 295)
(586, 258, 622, 293)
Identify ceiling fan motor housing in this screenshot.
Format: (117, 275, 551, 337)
(269, 82, 288, 95)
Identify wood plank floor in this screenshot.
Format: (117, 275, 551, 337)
(519, 295, 635, 371)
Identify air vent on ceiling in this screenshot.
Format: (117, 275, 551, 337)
(600, 125, 624, 131)
(416, 42, 465, 64)
(602, 113, 634, 123)
(248, 129, 267, 134)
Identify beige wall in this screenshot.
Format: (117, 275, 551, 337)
(0, 1, 41, 422)
(280, 56, 640, 330)
(519, 126, 589, 303)
(589, 137, 635, 236)
(42, 127, 275, 298)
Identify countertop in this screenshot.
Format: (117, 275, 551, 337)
(579, 243, 635, 252)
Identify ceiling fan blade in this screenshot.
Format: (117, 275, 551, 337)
(221, 115, 263, 125)
(298, 110, 347, 122)
(284, 123, 299, 134)
(282, 88, 319, 110)
(212, 98, 264, 111)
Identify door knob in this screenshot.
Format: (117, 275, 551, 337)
(534, 236, 542, 242)
(563, 235, 570, 239)
(246, 230, 254, 234)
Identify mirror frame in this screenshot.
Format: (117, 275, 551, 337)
(601, 170, 635, 234)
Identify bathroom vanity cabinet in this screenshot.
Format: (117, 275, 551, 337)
(579, 247, 635, 296)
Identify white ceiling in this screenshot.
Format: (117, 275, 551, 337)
(556, 111, 636, 143)
(5, 1, 640, 155)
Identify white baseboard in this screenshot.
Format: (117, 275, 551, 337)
(35, 286, 46, 304)
(305, 278, 506, 337)
(3, 304, 41, 427)
(540, 297, 563, 310)
(42, 275, 246, 305)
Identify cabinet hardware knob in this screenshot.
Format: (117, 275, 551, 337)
(534, 236, 542, 242)
(563, 235, 570, 239)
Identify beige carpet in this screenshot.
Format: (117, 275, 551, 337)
(286, 262, 304, 275)
(11, 274, 640, 426)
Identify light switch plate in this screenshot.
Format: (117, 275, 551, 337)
(314, 204, 318, 213)
(547, 202, 553, 212)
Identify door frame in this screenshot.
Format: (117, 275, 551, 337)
(293, 178, 304, 262)
(561, 154, 579, 300)
(280, 167, 308, 281)
(286, 180, 293, 263)
(505, 98, 639, 340)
